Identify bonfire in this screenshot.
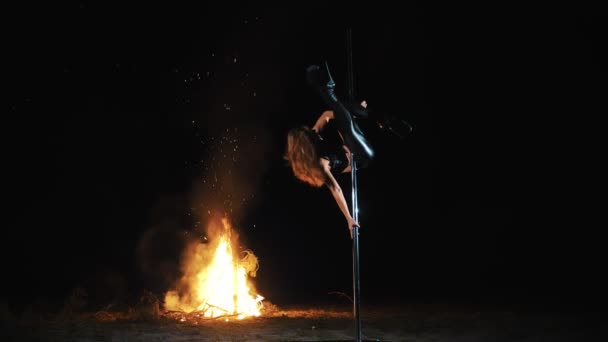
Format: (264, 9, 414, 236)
(164, 217, 264, 320)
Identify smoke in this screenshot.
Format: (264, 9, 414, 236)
(134, 122, 271, 304)
(135, 219, 191, 295)
(134, 119, 271, 305)
(163, 235, 217, 312)
(189, 123, 271, 232)
(136, 51, 275, 302)
(157, 121, 271, 312)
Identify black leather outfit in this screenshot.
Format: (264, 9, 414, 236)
(306, 61, 374, 169)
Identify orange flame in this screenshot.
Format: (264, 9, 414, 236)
(165, 217, 263, 319)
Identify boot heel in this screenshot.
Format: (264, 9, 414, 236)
(306, 61, 337, 103)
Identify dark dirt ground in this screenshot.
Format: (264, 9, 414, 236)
(2, 299, 605, 342)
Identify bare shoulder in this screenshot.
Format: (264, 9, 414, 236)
(319, 157, 331, 171)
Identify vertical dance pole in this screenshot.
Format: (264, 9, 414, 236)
(346, 27, 362, 342)
(346, 28, 355, 104)
(351, 156, 362, 342)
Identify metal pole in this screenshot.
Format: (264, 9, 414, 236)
(346, 27, 362, 342)
(346, 29, 355, 103)
(351, 156, 362, 342)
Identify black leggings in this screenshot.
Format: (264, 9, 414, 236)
(307, 62, 375, 168)
(327, 97, 375, 168)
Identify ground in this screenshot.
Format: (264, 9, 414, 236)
(1, 300, 604, 341)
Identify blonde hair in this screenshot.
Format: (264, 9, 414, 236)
(284, 126, 326, 187)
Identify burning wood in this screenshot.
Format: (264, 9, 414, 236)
(164, 217, 264, 320)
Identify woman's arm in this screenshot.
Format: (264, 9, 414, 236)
(312, 110, 334, 133)
(321, 159, 359, 238)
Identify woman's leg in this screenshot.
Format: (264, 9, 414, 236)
(306, 62, 375, 167)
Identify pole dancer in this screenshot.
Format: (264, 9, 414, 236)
(284, 54, 374, 341)
(283, 60, 374, 238)
(284, 25, 413, 340)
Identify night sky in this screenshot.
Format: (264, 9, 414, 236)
(3, 4, 606, 312)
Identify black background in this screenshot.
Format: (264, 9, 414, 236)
(3, 3, 606, 312)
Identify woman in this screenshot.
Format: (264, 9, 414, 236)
(284, 61, 375, 238)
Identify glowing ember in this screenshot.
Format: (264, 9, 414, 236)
(165, 217, 263, 319)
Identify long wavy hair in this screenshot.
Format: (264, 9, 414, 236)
(284, 126, 326, 187)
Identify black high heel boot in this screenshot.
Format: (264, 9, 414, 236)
(349, 101, 413, 140)
(345, 100, 370, 120)
(306, 61, 375, 166)
(306, 61, 337, 104)
(307, 62, 369, 120)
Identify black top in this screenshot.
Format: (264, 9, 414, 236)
(312, 122, 348, 176)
